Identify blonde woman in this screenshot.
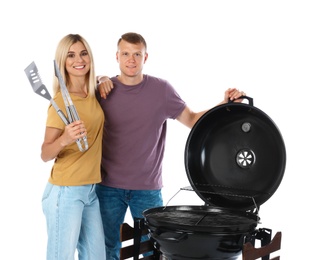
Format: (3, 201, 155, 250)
(41, 34, 106, 260)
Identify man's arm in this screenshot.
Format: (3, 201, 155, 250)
(176, 88, 246, 129)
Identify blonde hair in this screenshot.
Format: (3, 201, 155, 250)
(52, 34, 96, 97)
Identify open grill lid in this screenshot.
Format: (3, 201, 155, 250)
(184, 97, 286, 210)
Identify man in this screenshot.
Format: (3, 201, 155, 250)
(96, 32, 245, 260)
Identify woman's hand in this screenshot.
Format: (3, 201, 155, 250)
(60, 120, 87, 147)
(41, 120, 87, 162)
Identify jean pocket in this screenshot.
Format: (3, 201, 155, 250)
(42, 182, 53, 202)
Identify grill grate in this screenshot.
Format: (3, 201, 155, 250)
(148, 210, 256, 227)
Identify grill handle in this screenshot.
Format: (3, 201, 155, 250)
(151, 230, 188, 243)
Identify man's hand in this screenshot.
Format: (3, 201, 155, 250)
(224, 88, 246, 103)
(97, 76, 114, 99)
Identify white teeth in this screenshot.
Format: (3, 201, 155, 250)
(74, 65, 85, 69)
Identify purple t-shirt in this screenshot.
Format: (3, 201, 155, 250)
(98, 75, 186, 190)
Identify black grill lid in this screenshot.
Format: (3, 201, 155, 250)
(184, 97, 286, 210)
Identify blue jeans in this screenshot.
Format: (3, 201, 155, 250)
(42, 182, 106, 260)
(95, 185, 163, 260)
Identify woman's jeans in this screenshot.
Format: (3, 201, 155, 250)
(96, 184, 163, 260)
(42, 182, 106, 260)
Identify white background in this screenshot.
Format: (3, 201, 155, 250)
(1, 0, 313, 259)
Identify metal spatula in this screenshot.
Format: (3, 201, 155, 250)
(24, 61, 88, 152)
(24, 61, 69, 125)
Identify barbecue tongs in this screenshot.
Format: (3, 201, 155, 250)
(24, 61, 88, 152)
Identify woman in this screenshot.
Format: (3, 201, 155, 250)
(41, 34, 106, 260)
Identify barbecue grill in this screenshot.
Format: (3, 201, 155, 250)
(143, 96, 286, 260)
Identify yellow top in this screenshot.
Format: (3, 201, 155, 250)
(46, 91, 104, 186)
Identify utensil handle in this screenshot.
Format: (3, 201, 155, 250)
(69, 105, 88, 151)
(228, 95, 253, 106)
(69, 105, 80, 122)
(52, 100, 88, 151)
(51, 99, 69, 125)
(76, 136, 88, 152)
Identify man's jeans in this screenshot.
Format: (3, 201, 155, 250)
(96, 185, 163, 260)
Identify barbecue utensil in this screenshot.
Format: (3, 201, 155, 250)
(24, 61, 88, 152)
(53, 60, 88, 151)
